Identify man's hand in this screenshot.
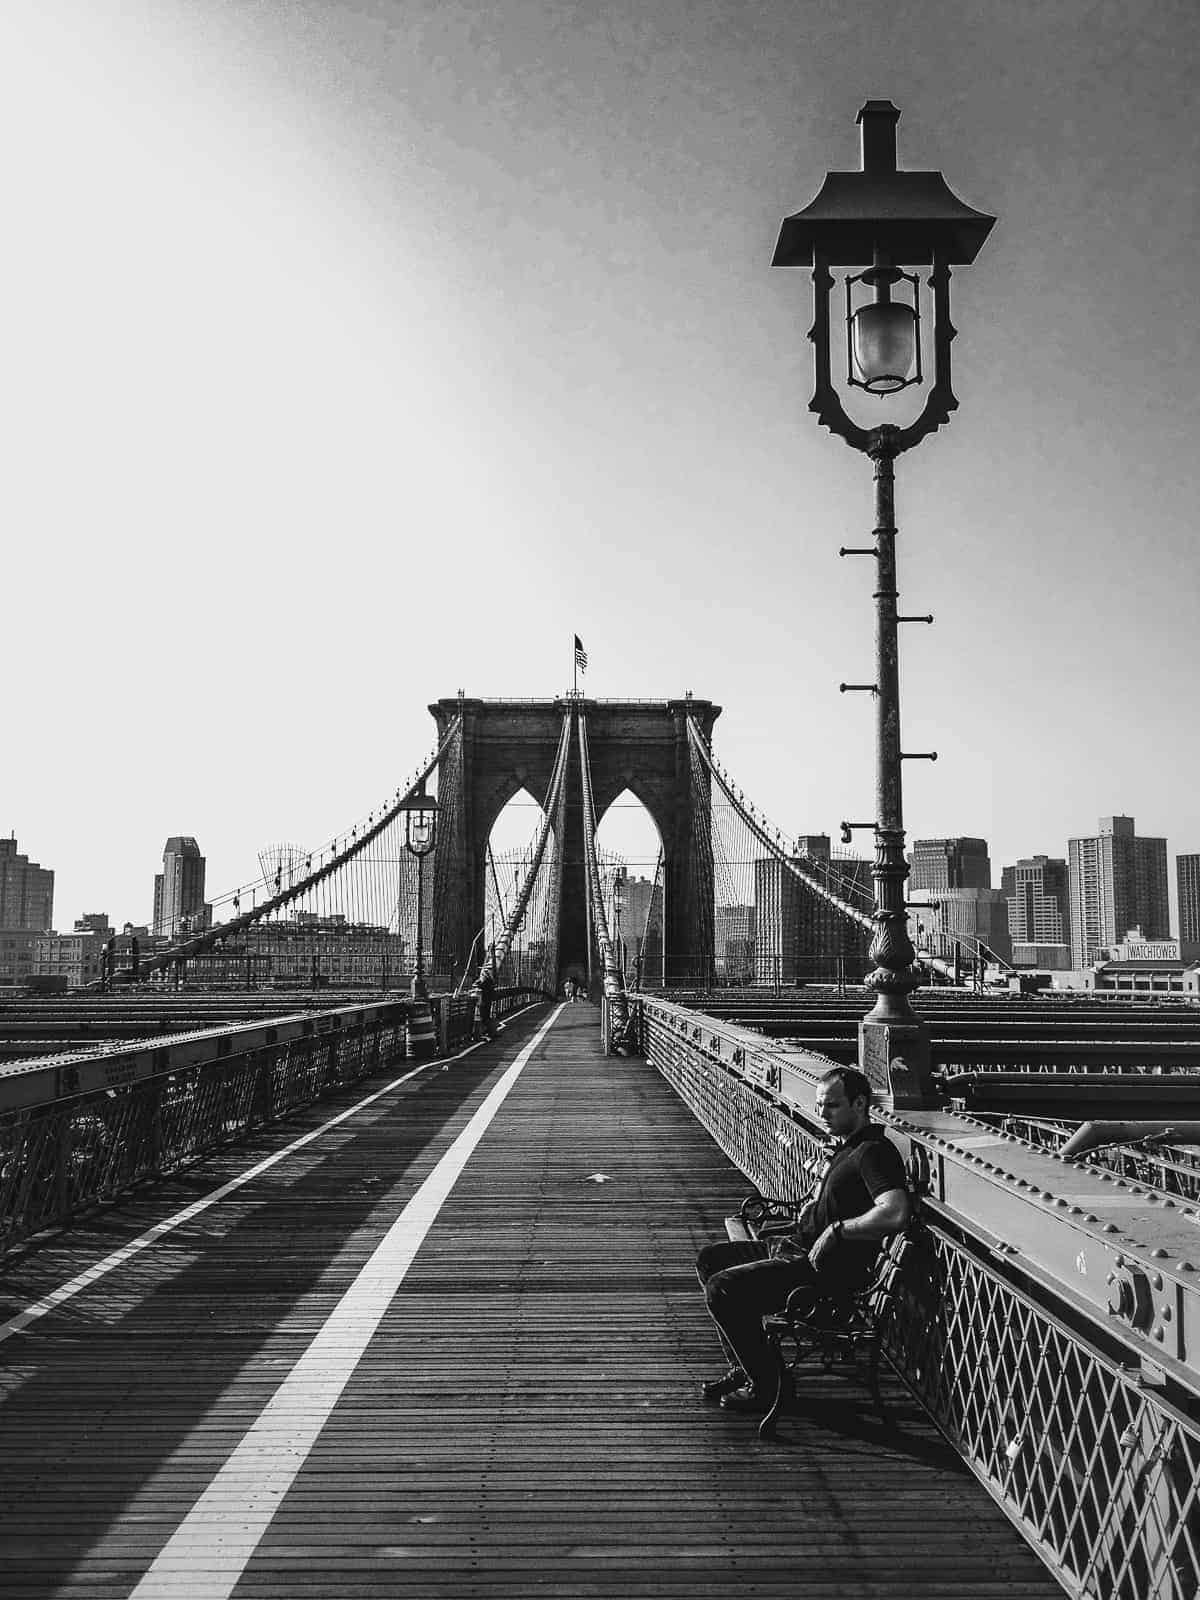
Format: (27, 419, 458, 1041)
(807, 1223, 841, 1271)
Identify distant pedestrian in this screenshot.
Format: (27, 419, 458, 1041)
(475, 967, 497, 1039)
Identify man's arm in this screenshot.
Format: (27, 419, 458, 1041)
(808, 1188, 910, 1270)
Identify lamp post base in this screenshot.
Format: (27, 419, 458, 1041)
(858, 1015, 936, 1110)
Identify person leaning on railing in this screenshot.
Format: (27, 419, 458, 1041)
(695, 1065, 911, 1415)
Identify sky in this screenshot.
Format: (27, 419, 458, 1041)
(3, 0, 1199, 931)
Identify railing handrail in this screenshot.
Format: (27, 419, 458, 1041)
(0, 988, 547, 1113)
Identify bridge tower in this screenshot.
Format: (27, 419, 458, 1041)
(429, 696, 720, 986)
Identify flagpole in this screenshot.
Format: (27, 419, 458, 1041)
(573, 638, 577, 698)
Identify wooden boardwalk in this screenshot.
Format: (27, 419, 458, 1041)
(0, 1002, 1061, 1598)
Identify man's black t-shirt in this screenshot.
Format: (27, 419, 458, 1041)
(796, 1124, 907, 1283)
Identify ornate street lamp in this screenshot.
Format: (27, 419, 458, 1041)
(612, 873, 626, 978)
(401, 786, 438, 1000)
(774, 101, 995, 1107)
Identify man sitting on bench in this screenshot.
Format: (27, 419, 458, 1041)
(696, 1065, 910, 1414)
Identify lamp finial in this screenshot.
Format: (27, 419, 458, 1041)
(857, 100, 901, 175)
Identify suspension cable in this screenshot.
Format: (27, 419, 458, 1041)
(479, 708, 573, 984)
(577, 710, 629, 1030)
(143, 714, 464, 978)
(685, 716, 874, 935)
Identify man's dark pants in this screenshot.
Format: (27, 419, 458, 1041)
(696, 1238, 825, 1394)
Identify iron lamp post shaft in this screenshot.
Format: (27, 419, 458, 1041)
(413, 855, 427, 1001)
(866, 436, 920, 1024)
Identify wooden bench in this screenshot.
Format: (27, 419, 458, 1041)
(724, 1192, 941, 1443)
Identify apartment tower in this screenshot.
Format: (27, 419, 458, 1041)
(1068, 816, 1169, 968)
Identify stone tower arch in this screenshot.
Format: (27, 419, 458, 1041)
(430, 696, 720, 985)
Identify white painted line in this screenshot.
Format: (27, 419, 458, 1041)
(128, 1003, 563, 1600)
(0, 1003, 545, 1347)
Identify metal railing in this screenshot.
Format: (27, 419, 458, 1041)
(1, 988, 545, 1259)
(629, 994, 1200, 1600)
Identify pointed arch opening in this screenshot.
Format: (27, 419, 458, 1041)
(595, 788, 664, 989)
(484, 787, 554, 988)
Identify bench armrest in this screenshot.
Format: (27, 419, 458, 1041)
(739, 1192, 808, 1234)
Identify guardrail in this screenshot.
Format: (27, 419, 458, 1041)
(0, 988, 546, 1259)
(629, 994, 1200, 1600)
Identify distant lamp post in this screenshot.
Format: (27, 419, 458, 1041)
(774, 101, 995, 1107)
(401, 787, 438, 1000)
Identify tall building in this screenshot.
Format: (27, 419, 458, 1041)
(1068, 816, 1169, 968)
(622, 873, 663, 982)
(715, 903, 756, 984)
(909, 838, 991, 894)
(1178, 854, 1200, 957)
(755, 857, 801, 984)
(1002, 856, 1071, 967)
(0, 835, 55, 987)
(153, 836, 211, 938)
(927, 889, 1012, 965)
(754, 841, 871, 984)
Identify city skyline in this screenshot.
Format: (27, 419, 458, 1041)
(4, 3, 1200, 930)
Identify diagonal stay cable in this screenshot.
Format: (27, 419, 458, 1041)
(479, 708, 572, 984)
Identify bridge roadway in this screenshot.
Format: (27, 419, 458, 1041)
(0, 1003, 1060, 1599)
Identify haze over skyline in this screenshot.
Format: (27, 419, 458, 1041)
(4, 1, 1198, 933)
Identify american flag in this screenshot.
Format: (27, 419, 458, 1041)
(574, 635, 588, 673)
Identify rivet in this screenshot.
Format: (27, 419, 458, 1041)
(1176, 1261, 1194, 1273)
(1069, 1205, 1083, 1215)
(1152, 1274, 1164, 1291)
(1055, 1198, 1069, 1208)
(1163, 1199, 1176, 1209)
(1162, 1306, 1173, 1321)
(1085, 1214, 1099, 1224)
(1154, 1327, 1165, 1342)
(1104, 1224, 1120, 1234)
(1150, 1248, 1169, 1260)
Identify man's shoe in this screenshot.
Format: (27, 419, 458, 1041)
(720, 1385, 770, 1414)
(699, 1365, 746, 1401)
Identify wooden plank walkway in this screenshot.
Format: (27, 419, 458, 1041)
(0, 1002, 1062, 1598)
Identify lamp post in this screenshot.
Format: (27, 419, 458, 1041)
(774, 101, 994, 1107)
(401, 786, 438, 1001)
